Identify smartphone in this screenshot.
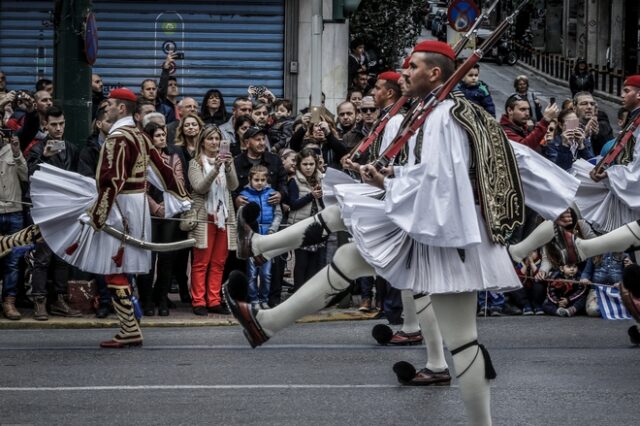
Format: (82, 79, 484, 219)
(219, 139, 231, 157)
(310, 106, 321, 124)
(549, 96, 556, 106)
(0, 128, 13, 146)
(564, 117, 579, 131)
(48, 140, 66, 152)
(174, 52, 184, 60)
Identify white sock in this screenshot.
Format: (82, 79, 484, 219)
(415, 294, 448, 372)
(576, 221, 640, 259)
(508, 220, 555, 262)
(252, 205, 346, 259)
(257, 243, 373, 335)
(400, 290, 420, 334)
(431, 292, 492, 426)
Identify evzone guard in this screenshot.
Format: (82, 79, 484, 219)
(28, 88, 192, 348)
(223, 39, 640, 424)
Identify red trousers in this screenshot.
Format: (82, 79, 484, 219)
(191, 222, 228, 307)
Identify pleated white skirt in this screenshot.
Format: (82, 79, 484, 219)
(571, 159, 640, 233)
(509, 141, 579, 220)
(342, 193, 521, 295)
(30, 164, 152, 275)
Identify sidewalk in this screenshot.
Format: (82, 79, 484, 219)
(0, 299, 381, 330)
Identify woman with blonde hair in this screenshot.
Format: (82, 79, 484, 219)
(175, 113, 205, 186)
(188, 124, 239, 315)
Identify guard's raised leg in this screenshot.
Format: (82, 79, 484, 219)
(224, 242, 372, 347)
(237, 203, 346, 261)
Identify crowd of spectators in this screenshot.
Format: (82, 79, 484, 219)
(0, 50, 633, 324)
(459, 69, 630, 318)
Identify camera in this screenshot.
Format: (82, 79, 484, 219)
(248, 85, 267, 99)
(11, 90, 33, 110)
(174, 52, 184, 60)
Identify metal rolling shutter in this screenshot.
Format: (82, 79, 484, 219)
(0, 0, 284, 106)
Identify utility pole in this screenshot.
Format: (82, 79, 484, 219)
(54, 0, 93, 147)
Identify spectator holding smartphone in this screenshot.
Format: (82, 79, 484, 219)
(543, 109, 594, 170)
(573, 92, 613, 154)
(500, 94, 558, 153)
(188, 124, 238, 315)
(26, 105, 81, 320)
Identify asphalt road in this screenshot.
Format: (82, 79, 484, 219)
(0, 316, 638, 425)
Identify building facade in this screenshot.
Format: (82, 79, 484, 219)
(0, 0, 349, 115)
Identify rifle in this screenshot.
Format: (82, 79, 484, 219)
(348, 0, 501, 163)
(590, 113, 640, 179)
(372, 0, 530, 171)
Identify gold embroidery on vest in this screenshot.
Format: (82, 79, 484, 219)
(96, 188, 112, 225)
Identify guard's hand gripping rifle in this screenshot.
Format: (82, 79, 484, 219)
(590, 113, 640, 179)
(348, 0, 500, 162)
(372, 0, 530, 171)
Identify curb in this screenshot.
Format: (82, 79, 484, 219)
(0, 309, 381, 330)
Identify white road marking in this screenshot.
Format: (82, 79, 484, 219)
(0, 384, 453, 391)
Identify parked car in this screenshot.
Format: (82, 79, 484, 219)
(431, 10, 447, 38)
(424, 1, 448, 31)
(476, 28, 518, 66)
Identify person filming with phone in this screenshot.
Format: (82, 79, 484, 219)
(26, 105, 78, 176)
(25, 105, 81, 321)
(500, 93, 558, 153)
(573, 92, 613, 155)
(543, 108, 594, 170)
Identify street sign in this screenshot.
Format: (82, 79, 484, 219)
(447, 0, 480, 33)
(83, 12, 98, 65)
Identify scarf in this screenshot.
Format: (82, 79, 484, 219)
(202, 156, 228, 229)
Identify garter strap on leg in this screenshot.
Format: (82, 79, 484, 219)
(450, 339, 497, 380)
(324, 261, 354, 308)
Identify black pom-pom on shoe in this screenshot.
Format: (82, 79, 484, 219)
(371, 323, 393, 345)
(301, 222, 327, 247)
(242, 202, 261, 231)
(628, 325, 640, 346)
(392, 361, 417, 384)
(226, 270, 249, 302)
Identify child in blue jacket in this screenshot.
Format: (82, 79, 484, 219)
(239, 165, 283, 309)
(456, 64, 496, 117)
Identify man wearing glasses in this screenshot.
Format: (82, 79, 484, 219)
(342, 96, 378, 152)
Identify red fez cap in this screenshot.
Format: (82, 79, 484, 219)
(624, 75, 640, 88)
(109, 88, 138, 102)
(412, 40, 456, 61)
(378, 71, 401, 82)
(401, 56, 411, 69)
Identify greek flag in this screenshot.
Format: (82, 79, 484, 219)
(594, 285, 632, 320)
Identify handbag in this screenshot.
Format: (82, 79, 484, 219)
(179, 207, 198, 232)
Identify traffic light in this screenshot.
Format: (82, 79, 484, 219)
(332, 0, 362, 20)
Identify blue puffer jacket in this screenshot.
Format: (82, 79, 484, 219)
(239, 185, 276, 235)
(456, 81, 496, 117)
